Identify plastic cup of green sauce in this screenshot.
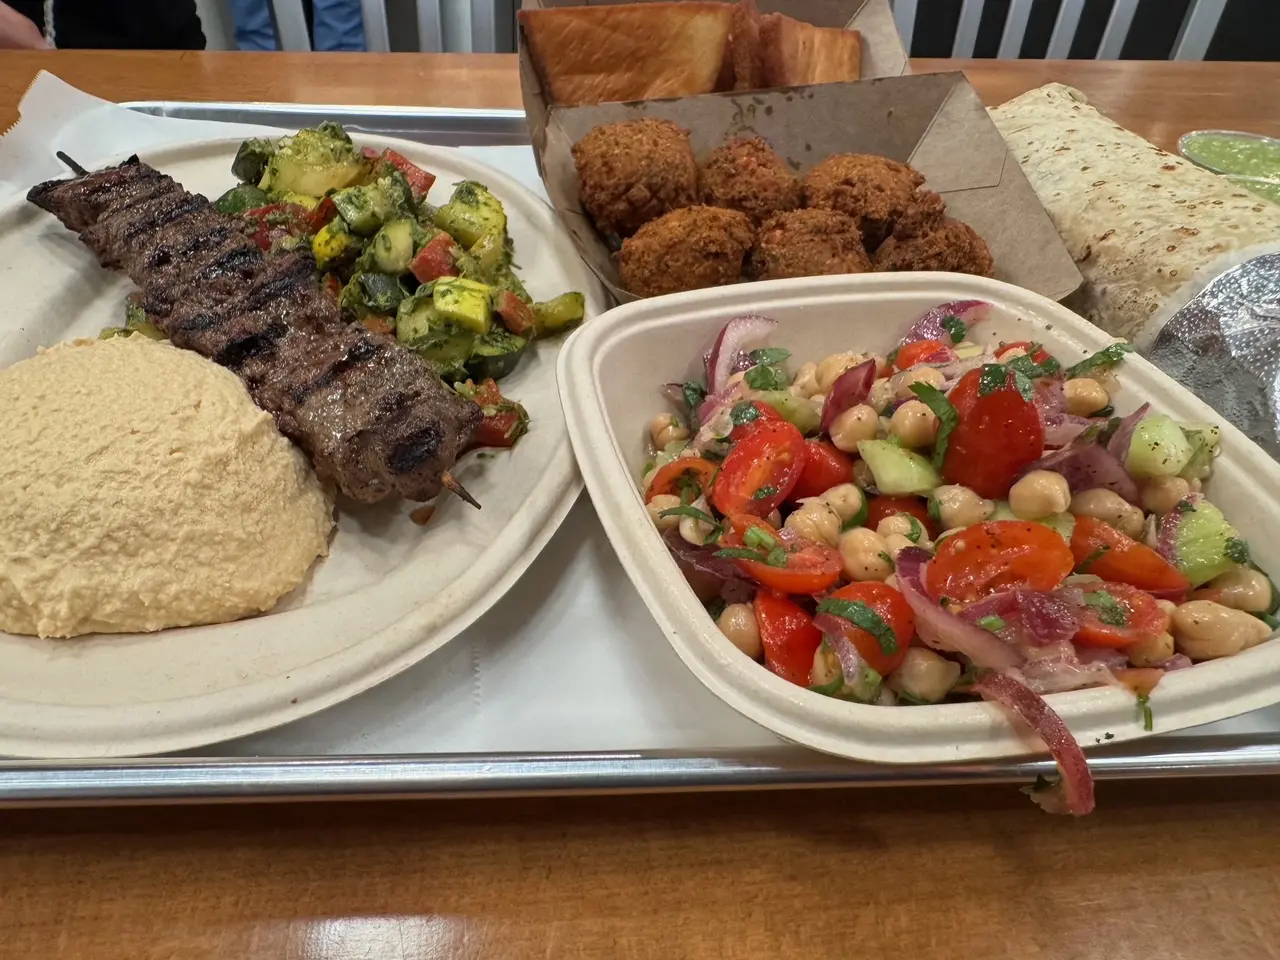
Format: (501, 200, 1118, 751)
(1179, 130, 1280, 206)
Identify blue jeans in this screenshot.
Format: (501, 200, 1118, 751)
(228, 0, 366, 52)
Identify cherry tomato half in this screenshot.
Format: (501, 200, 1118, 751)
(722, 515, 843, 595)
(942, 368, 1045, 500)
(1073, 581, 1170, 649)
(864, 495, 938, 539)
(820, 581, 916, 675)
(728, 400, 785, 443)
(789, 440, 854, 502)
(995, 340, 1052, 365)
(713, 419, 806, 517)
(755, 591, 824, 687)
(927, 520, 1074, 604)
(894, 339, 957, 370)
(1070, 515, 1190, 600)
(645, 457, 718, 503)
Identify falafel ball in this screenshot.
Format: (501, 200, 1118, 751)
(618, 206, 754, 297)
(698, 135, 801, 224)
(872, 216, 995, 278)
(572, 118, 699, 241)
(747, 208, 871, 282)
(801, 154, 942, 249)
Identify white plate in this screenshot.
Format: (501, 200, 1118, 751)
(0, 134, 607, 758)
(559, 273, 1280, 764)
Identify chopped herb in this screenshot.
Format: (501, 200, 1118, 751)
(895, 690, 932, 706)
(905, 514, 925, 543)
(1065, 342, 1133, 380)
(955, 658, 985, 687)
(843, 496, 870, 531)
(939, 596, 953, 608)
(659, 505, 719, 527)
(745, 363, 789, 391)
(815, 597, 899, 655)
(1074, 544, 1111, 573)
(878, 550, 895, 568)
(976, 614, 1007, 633)
(764, 546, 788, 568)
(909, 382, 959, 469)
(704, 597, 726, 621)
(749, 347, 791, 366)
(642, 459, 656, 476)
(675, 471, 704, 504)
(977, 363, 1010, 397)
(1083, 589, 1128, 627)
(753, 484, 778, 500)
(1094, 403, 1115, 418)
(1226, 537, 1251, 564)
(1175, 499, 1195, 514)
(1137, 692, 1154, 732)
(682, 380, 706, 414)
(730, 401, 761, 427)
(1256, 612, 1280, 630)
(886, 347, 900, 365)
(715, 546, 770, 563)
(743, 525, 778, 552)
(1005, 352, 1062, 381)
(927, 496, 942, 523)
(941, 314, 967, 344)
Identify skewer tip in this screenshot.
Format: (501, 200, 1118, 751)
(55, 150, 88, 176)
(441, 471, 481, 510)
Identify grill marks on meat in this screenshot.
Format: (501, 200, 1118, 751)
(28, 158, 482, 504)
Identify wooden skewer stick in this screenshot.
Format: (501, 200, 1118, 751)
(441, 471, 481, 509)
(55, 151, 88, 176)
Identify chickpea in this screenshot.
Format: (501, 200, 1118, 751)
(1200, 568, 1274, 614)
(816, 351, 863, 393)
(790, 361, 820, 399)
(882, 533, 916, 560)
(1125, 630, 1174, 668)
(640, 465, 658, 493)
(887, 648, 961, 703)
(895, 365, 945, 400)
(649, 413, 689, 451)
(819, 484, 864, 525)
(875, 686, 898, 707)
(785, 499, 842, 547)
(888, 400, 939, 449)
(876, 513, 931, 548)
(1140, 476, 1191, 516)
(679, 498, 717, 546)
(867, 378, 896, 413)
(717, 602, 763, 660)
(1172, 600, 1273, 661)
(646, 493, 682, 532)
(1063, 377, 1109, 417)
(839, 527, 894, 581)
(931, 484, 993, 531)
(810, 642, 840, 688)
(852, 459, 876, 490)
(1155, 598, 1177, 617)
(1008, 470, 1071, 520)
(828, 403, 879, 453)
(1069, 488, 1144, 539)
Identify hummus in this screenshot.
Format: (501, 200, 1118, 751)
(0, 336, 334, 638)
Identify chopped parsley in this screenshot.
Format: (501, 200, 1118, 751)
(743, 526, 777, 551)
(927, 496, 942, 523)
(886, 346, 900, 366)
(1137, 692, 1154, 732)
(704, 596, 726, 621)
(1083, 589, 1128, 627)
(659, 504, 719, 528)
(815, 597, 899, 655)
(749, 347, 791, 366)
(976, 615, 1007, 633)
(977, 363, 1011, 397)
(1066, 342, 1133, 380)
(1226, 537, 1251, 564)
(878, 550, 895, 568)
(1175, 499, 1195, 514)
(745, 363, 789, 391)
(895, 690, 932, 706)
(753, 484, 778, 500)
(1257, 612, 1280, 630)
(904, 514, 925, 543)
(909, 382, 959, 470)
(1074, 544, 1111, 574)
(682, 380, 706, 413)
(1004, 351, 1062, 380)
(730, 401, 761, 427)
(675, 471, 704, 504)
(941, 314, 967, 344)
(1094, 404, 1115, 418)
(843, 496, 870, 531)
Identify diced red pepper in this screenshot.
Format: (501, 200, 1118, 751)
(322, 273, 343, 301)
(243, 202, 315, 252)
(458, 378, 530, 451)
(379, 149, 437, 201)
(308, 195, 339, 233)
(409, 232, 461, 285)
(494, 290, 535, 337)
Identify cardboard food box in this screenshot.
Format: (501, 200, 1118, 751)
(526, 69, 1083, 304)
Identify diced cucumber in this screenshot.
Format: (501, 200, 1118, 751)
(857, 439, 940, 495)
(755, 390, 820, 435)
(466, 327, 529, 381)
(213, 183, 269, 215)
(407, 324, 476, 379)
(532, 292, 586, 337)
(1179, 421, 1222, 481)
(433, 277, 493, 335)
(1127, 414, 1194, 479)
(989, 501, 1075, 541)
(434, 180, 507, 248)
(258, 126, 366, 196)
(368, 218, 425, 275)
(395, 288, 441, 343)
(333, 181, 399, 236)
(490, 264, 532, 304)
(1170, 497, 1244, 587)
(231, 137, 276, 184)
(340, 272, 406, 317)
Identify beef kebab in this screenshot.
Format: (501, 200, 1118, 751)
(28, 156, 483, 506)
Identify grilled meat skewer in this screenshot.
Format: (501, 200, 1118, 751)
(28, 157, 483, 506)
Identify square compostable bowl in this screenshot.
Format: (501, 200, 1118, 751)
(557, 273, 1280, 763)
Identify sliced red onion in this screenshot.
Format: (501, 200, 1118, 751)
(664, 529, 752, 592)
(960, 589, 1082, 648)
(896, 548, 1022, 670)
(1027, 441, 1139, 504)
(820, 358, 877, 432)
(972, 671, 1095, 816)
(813, 614, 865, 683)
(1074, 646, 1129, 670)
(1014, 655, 1118, 695)
(897, 300, 992, 347)
(1035, 376, 1066, 418)
(937, 352, 997, 391)
(1105, 402, 1151, 462)
(706, 315, 777, 395)
(661, 382, 691, 418)
(1043, 416, 1094, 449)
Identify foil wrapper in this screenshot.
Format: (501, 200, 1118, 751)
(1148, 253, 1280, 460)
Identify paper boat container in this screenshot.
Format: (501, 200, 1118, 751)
(557, 273, 1280, 763)
(531, 71, 1082, 306)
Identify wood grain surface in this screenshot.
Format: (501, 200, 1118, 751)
(3, 53, 1280, 960)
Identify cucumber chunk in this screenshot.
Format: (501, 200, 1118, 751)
(857, 439, 941, 495)
(1127, 414, 1194, 478)
(755, 390, 820, 435)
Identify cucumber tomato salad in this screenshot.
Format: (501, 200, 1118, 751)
(641, 302, 1278, 815)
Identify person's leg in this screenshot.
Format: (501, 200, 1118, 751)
(312, 0, 365, 51)
(227, 0, 278, 50)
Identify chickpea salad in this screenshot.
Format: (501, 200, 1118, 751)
(640, 304, 1278, 816)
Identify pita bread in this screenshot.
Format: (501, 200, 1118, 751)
(990, 83, 1280, 346)
(728, 0, 762, 91)
(519, 3, 735, 106)
(758, 13, 862, 88)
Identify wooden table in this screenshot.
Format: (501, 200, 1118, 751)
(3, 53, 1280, 960)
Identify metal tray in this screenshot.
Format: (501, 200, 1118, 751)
(3, 100, 1279, 807)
